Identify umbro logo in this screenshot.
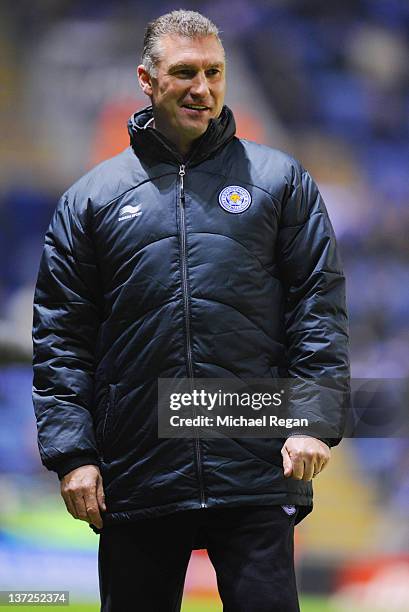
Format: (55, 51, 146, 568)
(118, 204, 142, 222)
(281, 505, 297, 516)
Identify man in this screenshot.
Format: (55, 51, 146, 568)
(33, 9, 349, 612)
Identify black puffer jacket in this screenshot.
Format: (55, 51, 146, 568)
(33, 105, 349, 526)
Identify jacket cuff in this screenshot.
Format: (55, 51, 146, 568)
(55, 456, 100, 480)
(286, 432, 333, 448)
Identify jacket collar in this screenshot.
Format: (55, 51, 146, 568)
(127, 105, 236, 166)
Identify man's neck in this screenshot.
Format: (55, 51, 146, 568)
(151, 118, 196, 158)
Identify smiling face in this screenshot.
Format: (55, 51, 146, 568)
(137, 34, 226, 155)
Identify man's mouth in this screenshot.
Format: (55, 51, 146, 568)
(181, 104, 210, 112)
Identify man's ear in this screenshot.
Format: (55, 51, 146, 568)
(137, 65, 153, 97)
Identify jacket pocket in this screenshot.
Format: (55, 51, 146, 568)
(101, 383, 117, 461)
(270, 365, 288, 379)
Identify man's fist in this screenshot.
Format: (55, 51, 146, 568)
(281, 437, 331, 481)
(60, 465, 106, 529)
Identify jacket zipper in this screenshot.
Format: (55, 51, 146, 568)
(178, 164, 206, 509)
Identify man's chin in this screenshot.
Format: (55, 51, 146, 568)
(179, 116, 213, 135)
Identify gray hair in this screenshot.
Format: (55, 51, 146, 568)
(142, 9, 223, 76)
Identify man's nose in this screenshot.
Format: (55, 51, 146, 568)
(190, 72, 209, 97)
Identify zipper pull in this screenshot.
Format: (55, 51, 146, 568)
(179, 164, 186, 203)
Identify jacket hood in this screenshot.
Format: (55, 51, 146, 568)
(127, 104, 236, 166)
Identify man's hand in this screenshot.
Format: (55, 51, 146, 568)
(60, 465, 106, 529)
(281, 437, 331, 481)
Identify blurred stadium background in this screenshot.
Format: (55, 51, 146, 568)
(1, 1, 409, 610)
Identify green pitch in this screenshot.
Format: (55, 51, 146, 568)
(182, 597, 334, 612)
(3, 596, 334, 611)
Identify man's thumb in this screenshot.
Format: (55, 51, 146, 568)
(96, 476, 106, 512)
(282, 445, 293, 478)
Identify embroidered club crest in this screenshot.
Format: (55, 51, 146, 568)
(218, 186, 252, 214)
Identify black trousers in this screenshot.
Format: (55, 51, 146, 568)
(98, 505, 300, 612)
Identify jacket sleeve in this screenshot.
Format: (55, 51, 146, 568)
(277, 165, 350, 446)
(32, 193, 102, 478)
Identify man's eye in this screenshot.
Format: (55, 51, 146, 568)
(177, 70, 194, 78)
(207, 69, 220, 76)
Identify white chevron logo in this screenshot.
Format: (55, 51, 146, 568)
(118, 204, 142, 221)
